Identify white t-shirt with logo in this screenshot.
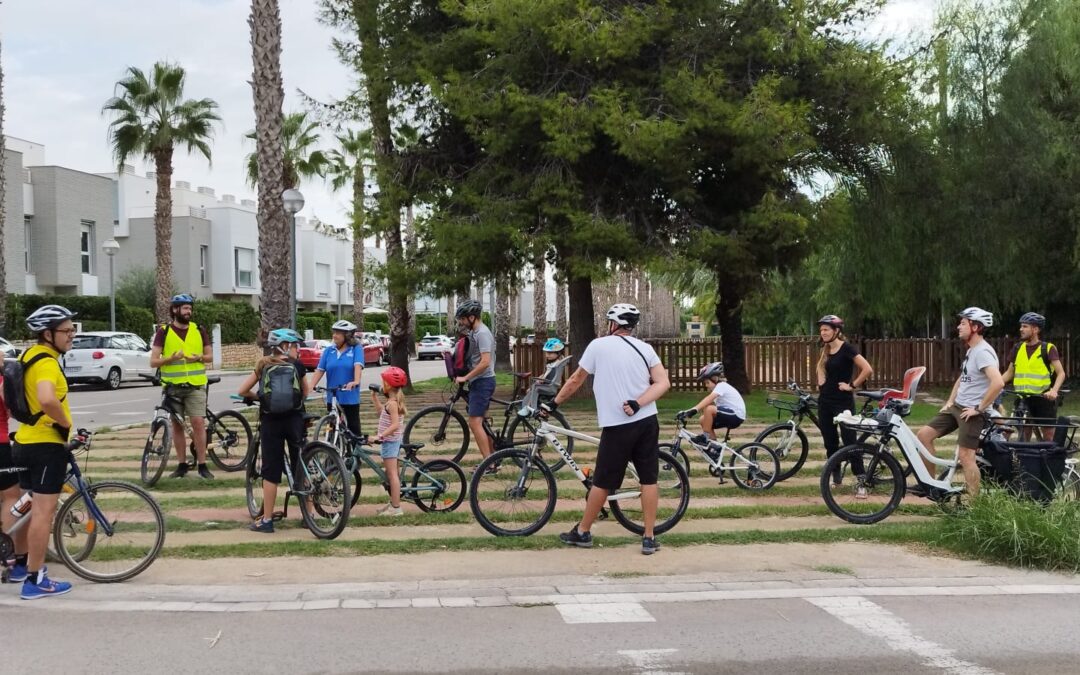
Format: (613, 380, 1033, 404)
(711, 381, 746, 419)
(577, 335, 662, 428)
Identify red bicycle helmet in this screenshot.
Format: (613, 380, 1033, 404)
(381, 366, 408, 388)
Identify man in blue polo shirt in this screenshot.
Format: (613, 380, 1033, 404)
(309, 320, 364, 434)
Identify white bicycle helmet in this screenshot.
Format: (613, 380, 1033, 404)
(332, 320, 357, 333)
(957, 307, 994, 328)
(606, 303, 641, 328)
(26, 304, 78, 334)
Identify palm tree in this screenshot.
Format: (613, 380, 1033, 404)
(244, 111, 329, 190)
(249, 0, 288, 330)
(0, 23, 7, 335)
(103, 62, 221, 322)
(326, 128, 373, 331)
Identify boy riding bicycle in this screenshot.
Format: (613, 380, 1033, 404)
(679, 362, 746, 447)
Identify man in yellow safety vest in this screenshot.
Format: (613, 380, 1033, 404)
(149, 294, 214, 479)
(1001, 312, 1067, 441)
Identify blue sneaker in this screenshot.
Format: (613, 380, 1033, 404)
(21, 569, 72, 600)
(9, 563, 28, 583)
(249, 519, 274, 533)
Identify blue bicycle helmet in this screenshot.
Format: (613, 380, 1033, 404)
(1019, 312, 1045, 329)
(543, 337, 565, 353)
(266, 328, 304, 348)
(171, 293, 195, 306)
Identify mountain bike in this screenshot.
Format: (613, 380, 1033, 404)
(343, 434, 466, 512)
(1, 431, 166, 583)
(666, 412, 779, 490)
(139, 374, 253, 485)
(469, 396, 689, 538)
(1002, 388, 1070, 441)
(403, 363, 575, 471)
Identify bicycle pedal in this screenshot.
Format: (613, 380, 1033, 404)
(271, 511, 286, 522)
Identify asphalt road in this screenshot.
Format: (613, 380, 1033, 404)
(8, 593, 1079, 674)
(47, 358, 449, 431)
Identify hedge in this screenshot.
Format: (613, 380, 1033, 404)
(191, 300, 261, 344)
(5, 294, 154, 340)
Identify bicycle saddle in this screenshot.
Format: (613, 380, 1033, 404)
(856, 389, 899, 401)
(207, 376, 221, 385)
(402, 442, 425, 452)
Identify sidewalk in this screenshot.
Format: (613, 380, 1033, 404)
(5, 542, 1078, 612)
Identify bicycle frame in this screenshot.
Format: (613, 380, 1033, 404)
(671, 424, 764, 472)
(841, 410, 963, 493)
(343, 437, 449, 499)
(523, 416, 643, 503)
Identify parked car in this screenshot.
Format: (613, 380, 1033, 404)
(62, 332, 155, 390)
(0, 337, 20, 359)
(298, 340, 333, 372)
(417, 334, 454, 361)
(358, 334, 388, 366)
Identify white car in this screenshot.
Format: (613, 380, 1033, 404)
(417, 334, 454, 361)
(62, 332, 156, 390)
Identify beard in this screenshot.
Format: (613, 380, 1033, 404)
(174, 312, 191, 326)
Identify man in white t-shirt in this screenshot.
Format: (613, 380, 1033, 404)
(541, 303, 671, 555)
(679, 361, 746, 446)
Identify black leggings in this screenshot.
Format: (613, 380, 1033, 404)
(817, 396, 864, 475)
(327, 403, 362, 436)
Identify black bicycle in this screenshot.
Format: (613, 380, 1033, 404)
(1002, 388, 1070, 441)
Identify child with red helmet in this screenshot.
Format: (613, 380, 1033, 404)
(372, 367, 409, 516)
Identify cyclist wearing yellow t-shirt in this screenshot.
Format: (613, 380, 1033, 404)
(12, 304, 78, 599)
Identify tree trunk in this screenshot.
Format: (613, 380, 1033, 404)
(152, 149, 175, 324)
(532, 251, 547, 340)
(404, 203, 416, 357)
(249, 0, 289, 333)
(0, 32, 6, 335)
(351, 164, 366, 331)
(715, 281, 750, 394)
(567, 273, 596, 362)
(555, 278, 567, 341)
(494, 277, 512, 372)
(446, 292, 456, 335)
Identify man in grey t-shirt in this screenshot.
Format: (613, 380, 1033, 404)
(453, 300, 497, 463)
(917, 307, 1003, 498)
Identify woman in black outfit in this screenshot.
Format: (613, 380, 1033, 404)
(816, 315, 874, 485)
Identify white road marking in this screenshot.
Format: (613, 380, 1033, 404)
(807, 597, 1000, 675)
(556, 602, 655, 624)
(618, 649, 687, 675)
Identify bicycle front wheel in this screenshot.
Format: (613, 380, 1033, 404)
(609, 450, 690, 536)
(312, 414, 339, 447)
(49, 480, 95, 563)
(403, 406, 470, 463)
(659, 442, 691, 480)
(469, 448, 557, 537)
(754, 423, 809, 482)
(53, 481, 166, 583)
(1059, 465, 1080, 502)
(412, 460, 467, 513)
(244, 437, 264, 520)
(507, 411, 574, 472)
(206, 409, 253, 472)
(820, 444, 905, 524)
(298, 442, 351, 540)
(728, 442, 780, 490)
(140, 419, 171, 487)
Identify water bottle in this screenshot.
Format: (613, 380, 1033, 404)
(9, 493, 32, 519)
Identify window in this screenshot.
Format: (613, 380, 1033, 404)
(80, 221, 95, 274)
(200, 245, 209, 287)
(316, 263, 331, 297)
(234, 247, 254, 288)
(24, 217, 32, 273)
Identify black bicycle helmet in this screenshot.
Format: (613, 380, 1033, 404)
(817, 314, 844, 329)
(455, 299, 483, 320)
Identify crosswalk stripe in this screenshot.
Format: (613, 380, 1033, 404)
(556, 602, 655, 624)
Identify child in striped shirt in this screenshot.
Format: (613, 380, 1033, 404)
(372, 367, 408, 516)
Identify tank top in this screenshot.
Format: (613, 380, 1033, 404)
(0, 376, 9, 443)
(377, 402, 403, 441)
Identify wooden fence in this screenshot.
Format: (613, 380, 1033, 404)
(513, 335, 1074, 392)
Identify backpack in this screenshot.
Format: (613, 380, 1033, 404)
(3, 352, 53, 425)
(451, 335, 471, 378)
(259, 362, 303, 415)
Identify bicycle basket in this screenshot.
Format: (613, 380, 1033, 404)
(982, 439, 1070, 503)
(766, 396, 802, 414)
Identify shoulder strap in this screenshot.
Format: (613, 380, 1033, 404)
(1041, 341, 1055, 378)
(617, 336, 654, 385)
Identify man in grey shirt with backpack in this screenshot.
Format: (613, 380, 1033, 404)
(454, 300, 497, 464)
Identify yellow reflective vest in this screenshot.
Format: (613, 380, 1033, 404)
(1013, 341, 1054, 395)
(160, 322, 208, 386)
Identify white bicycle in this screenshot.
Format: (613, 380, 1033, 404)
(468, 394, 690, 537)
(663, 411, 779, 490)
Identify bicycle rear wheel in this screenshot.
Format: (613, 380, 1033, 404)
(754, 423, 809, 482)
(403, 406, 469, 463)
(469, 448, 557, 536)
(244, 435, 264, 520)
(609, 450, 690, 536)
(140, 419, 170, 487)
(206, 409, 253, 472)
(728, 442, 780, 490)
(411, 460, 466, 513)
(53, 481, 166, 583)
(820, 444, 905, 524)
(298, 442, 351, 540)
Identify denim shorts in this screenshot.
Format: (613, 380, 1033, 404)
(467, 376, 497, 417)
(380, 439, 402, 460)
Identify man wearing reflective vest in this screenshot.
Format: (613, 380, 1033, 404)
(1001, 312, 1067, 441)
(149, 294, 214, 479)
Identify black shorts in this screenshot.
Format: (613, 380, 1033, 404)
(711, 406, 744, 430)
(259, 413, 305, 484)
(328, 403, 362, 436)
(0, 443, 19, 491)
(12, 442, 68, 495)
(592, 415, 660, 492)
(1025, 395, 1059, 422)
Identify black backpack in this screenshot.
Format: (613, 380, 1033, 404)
(3, 352, 54, 425)
(259, 362, 303, 415)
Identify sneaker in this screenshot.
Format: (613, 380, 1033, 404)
(169, 462, 189, 479)
(21, 568, 72, 600)
(8, 562, 28, 583)
(249, 519, 274, 533)
(379, 505, 403, 517)
(690, 434, 709, 446)
(559, 525, 593, 548)
(642, 537, 660, 555)
(483, 461, 501, 476)
(197, 465, 215, 480)
(855, 485, 868, 500)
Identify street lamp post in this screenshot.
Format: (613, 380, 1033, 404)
(282, 189, 305, 330)
(102, 238, 121, 331)
(335, 276, 346, 319)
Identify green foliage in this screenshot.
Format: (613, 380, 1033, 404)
(296, 312, 335, 338)
(244, 111, 329, 190)
(4, 294, 155, 340)
(188, 300, 261, 344)
(115, 266, 170, 311)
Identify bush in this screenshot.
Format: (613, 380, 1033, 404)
(297, 312, 334, 338)
(115, 266, 171, 312)
(117, 305, 155, 338)
(933, 490, 1080, 572)
(191, 300, 261, 344)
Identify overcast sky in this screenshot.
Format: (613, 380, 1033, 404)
(0, 0, 938, 227)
